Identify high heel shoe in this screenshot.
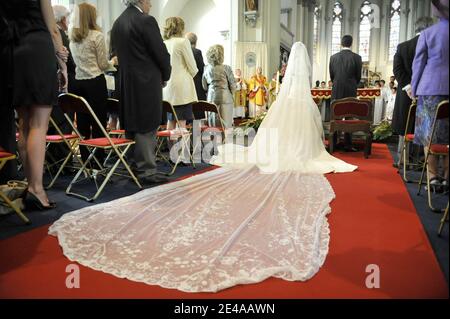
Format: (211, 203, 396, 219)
(24, 192, 56, 211)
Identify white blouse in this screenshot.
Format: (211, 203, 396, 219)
(70, 30, 115, 80)
(163, 37, 198, 106)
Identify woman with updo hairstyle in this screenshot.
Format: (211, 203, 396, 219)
(202, 44, 236, 129)
(162, 17, 198, 130)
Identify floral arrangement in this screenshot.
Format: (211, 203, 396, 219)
(372, 120, 394, 141)
(238, 112, 268, 132)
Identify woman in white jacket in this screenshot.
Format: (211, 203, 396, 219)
(163, 17, 198, 129)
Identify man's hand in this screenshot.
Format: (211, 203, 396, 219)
(110, 56, 119, 66)
(407, 88, 414, 100)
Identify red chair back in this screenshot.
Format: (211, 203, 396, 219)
(331, 98, 372, 121)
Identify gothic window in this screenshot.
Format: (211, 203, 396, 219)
(313, 6, 320, 62)
(389, 0, 402, 61)
(331, 2, 344, 56)
(359, 1, 373, 62)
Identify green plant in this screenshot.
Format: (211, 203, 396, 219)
(239, 112, 267, 132)
(372, 120, 393, 141)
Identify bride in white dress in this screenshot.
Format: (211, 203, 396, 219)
(49, 42, 357, 293)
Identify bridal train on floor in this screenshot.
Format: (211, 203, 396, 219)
(49, 42, 357, 293)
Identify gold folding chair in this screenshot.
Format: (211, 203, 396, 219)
(399, 101, 423, 183)
(45, 117, 82, 189)
(58, 93, 142, 202)
(0, 150, 30, 225)
(438, 202, 449, 236)
(417, 100, 449, 212)
(156, 101, 195, 176)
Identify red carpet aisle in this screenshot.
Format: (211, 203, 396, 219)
(0, 144, 447, 298)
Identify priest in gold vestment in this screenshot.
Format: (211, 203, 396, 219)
(248, 67, 268, 118)
(233, 69, 247, 119)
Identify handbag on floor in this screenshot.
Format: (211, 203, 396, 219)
(0, 181, 27, 216)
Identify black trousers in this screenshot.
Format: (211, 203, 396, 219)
(72, 75, 108, 163)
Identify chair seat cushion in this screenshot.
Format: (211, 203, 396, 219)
(430, 144, 449, 154)
(79, 138, 133, 147)
(46, 134, 79, 142)
(110, 130, 125, 135)
(157, 130, 190, 138)
(201, 126, 225, 132)
(0, 151, 15, 160)
(406, 134, 415, 141)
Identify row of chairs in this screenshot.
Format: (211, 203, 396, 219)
(399, 100, 449, 235)
(4, 93, 227, 225)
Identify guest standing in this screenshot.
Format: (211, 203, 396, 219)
(329, 35, 363, 151)
(111, 0, 171, 184)
(392, 17, 434, 167)
(53, 4, 76, 91)
(329, 35, 362, 101)
(70, 3, 116, 165)
(185, 32, 207, 120)
(202, 45, 236, 129)
(163, 17, 198, 130)
(3, 0, 68, 209)
(412, 0, 449, 187)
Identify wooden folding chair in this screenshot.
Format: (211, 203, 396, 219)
(58, 93, 142, 202)
(417, 100, 449, 212)
(329, 97, 373, 159)
(0, 150, 30, 225)
(399, 101, 423, 183)
(156, 101, 195, 176)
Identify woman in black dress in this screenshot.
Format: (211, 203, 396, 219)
(1, 0, 68, 210)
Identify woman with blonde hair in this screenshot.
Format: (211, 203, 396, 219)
(70, 3, 116, 165)
(202, 44, 236, 128)
(163, 17, 198, 129)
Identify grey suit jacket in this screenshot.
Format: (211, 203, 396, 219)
(202, 64, 236, 105)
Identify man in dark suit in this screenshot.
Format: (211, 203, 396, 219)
(329, 35, 363, 151)
(111, 0, 171, 184)
(330, 35, 363, 101)
(391, 17, 434, 167)
(185, 32, 206, 119)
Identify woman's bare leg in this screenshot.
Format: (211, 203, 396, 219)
(20, 105, 53, 206)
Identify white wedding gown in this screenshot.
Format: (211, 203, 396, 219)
(49, 42, 357, 293)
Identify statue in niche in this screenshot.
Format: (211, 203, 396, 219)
(245, 0, 258, 12)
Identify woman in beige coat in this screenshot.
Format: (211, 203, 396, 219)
(163, 17, 198, 129)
